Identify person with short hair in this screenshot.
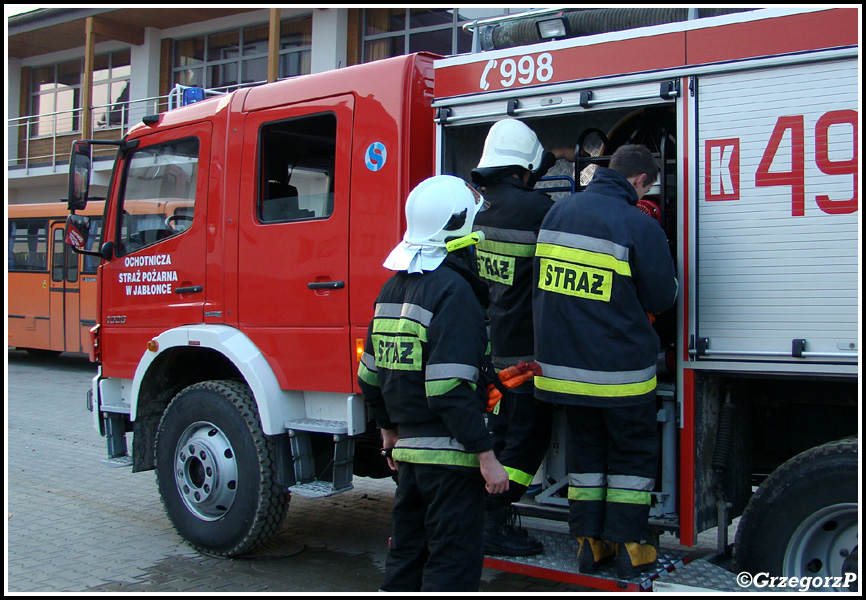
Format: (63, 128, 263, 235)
(532, 144, 678, 579)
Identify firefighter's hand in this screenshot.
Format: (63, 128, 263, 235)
(381, 427, 400, 472)
(478, 450, 509, 495)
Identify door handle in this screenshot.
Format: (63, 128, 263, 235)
(175, 285, 203, 294)
(307, 281, 345, 290)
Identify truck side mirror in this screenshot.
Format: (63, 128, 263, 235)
(68, 141, 92, 211)
(65, 214, 91, 249)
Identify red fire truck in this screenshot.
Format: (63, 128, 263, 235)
(65, 7, 858, 592)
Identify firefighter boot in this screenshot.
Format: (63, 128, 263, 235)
(484, 504, 543, 556)
(615, 542, 658, 579)
(575, 537, 614, 574)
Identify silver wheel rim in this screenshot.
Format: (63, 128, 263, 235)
(783, 502, 858, 591)
(174, 421, 238, 521)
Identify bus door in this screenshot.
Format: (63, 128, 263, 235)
(49, 221, 82, 353)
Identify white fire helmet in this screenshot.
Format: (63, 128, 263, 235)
(383, 175, 487, 273)
(476, 118, 545, 173)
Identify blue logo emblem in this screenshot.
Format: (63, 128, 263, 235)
(365, 142, 387, 172)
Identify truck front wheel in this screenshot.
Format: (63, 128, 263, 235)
(155, 380, 289, 557)
(733, 439, 858, 591)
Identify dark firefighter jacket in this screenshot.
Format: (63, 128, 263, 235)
(532, 167, 677, 407)
(357, 250, 495, 469)
(473, 176, 554, 369)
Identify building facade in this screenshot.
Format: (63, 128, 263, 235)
(7, 7, 531, 205)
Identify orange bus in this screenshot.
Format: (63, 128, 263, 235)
(8, 201, 105, 357)
(9, 196, 196, 357)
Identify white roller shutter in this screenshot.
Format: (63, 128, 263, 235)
(695, 58, 858, 367)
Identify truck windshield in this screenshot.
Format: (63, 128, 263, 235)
(117, 137, 199, 256)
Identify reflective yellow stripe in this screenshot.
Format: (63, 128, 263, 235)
(372, 318, 428, 343)
(535, 375, 657, 398)
(606, 489, 652, 505)
(504, 466, 535, 488)
(357, 362, 379, 387)
(568, 487, 606, 501)
(392, 447, 480, 468)
(425, 378, 460, 397)
(478, 239, 536, 257)
(536, 242, 631, 277)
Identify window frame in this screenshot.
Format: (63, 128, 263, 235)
(115, 136, 201, 257)
(8, 218, 50, 273)
(360, 8, 530, 62)
(257, 111, 338, 225)
(171, 14, 313, 91)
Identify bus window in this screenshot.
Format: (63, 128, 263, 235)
(82, 218, 103, 274)
(52, 228, 80, 284)
(52, 228, 67, 283)
(118, 137, 199, 256)
(8, 218, 48, 272)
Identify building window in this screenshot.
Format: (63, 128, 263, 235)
(30, 59, 82, 137)
(29, 50, 131, 138)
(361, 8, 529, 62)
(93, 50, 131, 130)
(172, 15, 312, 91)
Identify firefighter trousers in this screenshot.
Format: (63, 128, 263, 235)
(564, 400, 659, 542)
(488, 388, 553, 506)
(380, 461, 487, 592)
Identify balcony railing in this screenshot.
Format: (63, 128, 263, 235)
(8, 94, 167, 173)
(7, 81, 265, 174)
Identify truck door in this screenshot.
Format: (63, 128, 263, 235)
(99, 122, 210, 376)
(237, 97, 353, 392)
(694, 57, 858, 366)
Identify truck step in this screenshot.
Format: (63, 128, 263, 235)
(101, 455, 133, 468)
(289, 480, 354, 499)
(285, 418, 348, 434)
(286, 422, 355, 497)
(484, 528, 748, 592)
(653, 558, 759, 592)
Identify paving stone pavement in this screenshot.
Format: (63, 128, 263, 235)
(6, 350, 589, 594)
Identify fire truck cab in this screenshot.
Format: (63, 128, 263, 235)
(67, 52, 437, 557)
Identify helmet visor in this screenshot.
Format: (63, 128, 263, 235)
(467, 182, 489, 212)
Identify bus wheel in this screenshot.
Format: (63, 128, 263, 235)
(733, 439, 858, 591)
(155, 380, 289, 557)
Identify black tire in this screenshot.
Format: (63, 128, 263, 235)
(733, 439, 858, 591)
(155, 380, 289, 557)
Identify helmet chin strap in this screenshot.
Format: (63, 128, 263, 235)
(445, 231, 485, 252)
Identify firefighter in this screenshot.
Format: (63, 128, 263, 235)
(470, 118, 574, 557)
(357, 175, 509, 592)
(532, 144, 677, 579)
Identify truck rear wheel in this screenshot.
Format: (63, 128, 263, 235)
(155, 380, 289, 557)
(733, 439, 858, 591)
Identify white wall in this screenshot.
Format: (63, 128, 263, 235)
(311, 8, 348, 73)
